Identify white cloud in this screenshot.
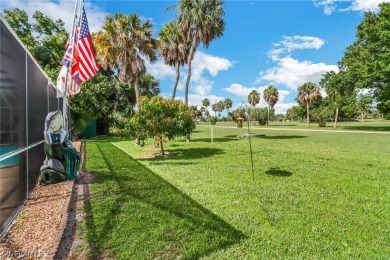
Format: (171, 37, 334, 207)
(223, 83, 270, 98)
(259, 35, 338, 91)
(260, 57, 338, 90)
(269, 36, 325, 61)
(146, 51, 233, 96)
(274, 102, 298, 115)
(347, 0, 387, 12)
(1, 0, 106, 32)
(145, 58, 176, 80)
(314, 0, 387, 15)
(191, 51, 234, 81)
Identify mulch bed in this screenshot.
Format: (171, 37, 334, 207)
(0, 141, 84, 259)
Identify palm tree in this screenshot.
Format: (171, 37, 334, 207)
(212, 103, 217, 117)
(248, 90, 260, 108)
(158, 21, 189, 100)
(178, 0, 225, 105)
(224, 98, 233, 119)
(94, 13, 158, 109)
(202, 98, 210, 109)
(297, 82, 320, 128)
(263, 86, 279, 125)
(202, 98, 210, 115)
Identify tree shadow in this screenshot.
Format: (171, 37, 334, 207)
(260, 135, 307, 139)
(265, 168, 293, 177)
(341, 126, 390, 132)
(83, 142, 245, 259)
(139, 147, 224, 162)
(191, 136, 238, 143)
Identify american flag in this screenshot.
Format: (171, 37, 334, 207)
(58, 7, 99, 96)
(77, 8, 100, 83)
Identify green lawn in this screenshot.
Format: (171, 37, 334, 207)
(80, 123, 390, 259)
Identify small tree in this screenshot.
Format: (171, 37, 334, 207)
(127, 96, 195, 155)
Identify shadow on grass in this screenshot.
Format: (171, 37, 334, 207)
(140, 147, 224, 162)
(83, 142, 245, 259)
(191, 136, 239, 143)
(341, 125, 390, 132)
(261, 135, 307, 139)
(265, 168, 293, 177)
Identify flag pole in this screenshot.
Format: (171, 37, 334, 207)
(62, 0, 81, 132)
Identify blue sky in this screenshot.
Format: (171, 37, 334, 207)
(0, 0, 386, 114)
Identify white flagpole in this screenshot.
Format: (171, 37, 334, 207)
(62, 0, 81, 132)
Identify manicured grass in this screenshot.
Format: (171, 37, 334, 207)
(81, 123, 390, 259)
(209, 118, 390, 132)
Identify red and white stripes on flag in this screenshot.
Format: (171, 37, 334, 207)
(77, 7, 100, 83)
(56, 7, 99, 96)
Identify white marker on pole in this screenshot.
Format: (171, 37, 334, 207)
(211, 127, 213, 144)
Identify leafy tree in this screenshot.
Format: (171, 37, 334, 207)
(159, 21, 189, 99)
(126, 96, 195, 155)
(232, 108, 246, 121)
(297, 82, 320, 128)
(178, 0, 225, 105)
(94, 13, 158, 109)
(311, 106, 334, 127)
(250, 107, 269, 126)
(69, 69, 117, 135)
(320, 70, 357, 127)
(248, 90, 260, 108)
(285, 106, 305, 121)
(357, 95, 373, 121)
(3, 8, 67, 79)
(263, 85, 279, 125)
(139, 73, 160, 98)
(339, 3, 390, 117)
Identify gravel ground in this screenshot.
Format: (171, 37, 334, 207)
(0, 141, 89, 260)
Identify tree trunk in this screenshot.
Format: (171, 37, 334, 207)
(134, 79, 141, 145)
(185, 42, 197, 106)
(160, 141, 165, 155)
(134, 80, 141, 110)
(361, 110, 364, 121)
(306, 102, 310, 128)
(172, 62, 180, 100)
(267, 105, 270, 126)
(334, 107, 339, 128)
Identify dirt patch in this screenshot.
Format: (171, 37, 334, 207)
(140, 152, 176, 159)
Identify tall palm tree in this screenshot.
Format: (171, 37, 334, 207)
(94, 13, 158, 109)
(263, 86, 279, 125)
(202, 98, 210, 109)
(248, 90, 260, 108)
(224, 98, 233, 119)
(202, 98, 210, 115)
(159, 21, 189, 99)
(178, 0, 225, 105)
(212, 103, 217, 117)
(297, 82, 320, 128)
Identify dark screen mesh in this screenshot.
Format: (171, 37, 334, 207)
(0, 19, 61, 235)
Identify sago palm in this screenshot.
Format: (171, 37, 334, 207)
(178, 0, 225, 105)
(297, 82, 320, 128)
(263, 86, 279, 125)
(159, 21, 189, 99)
